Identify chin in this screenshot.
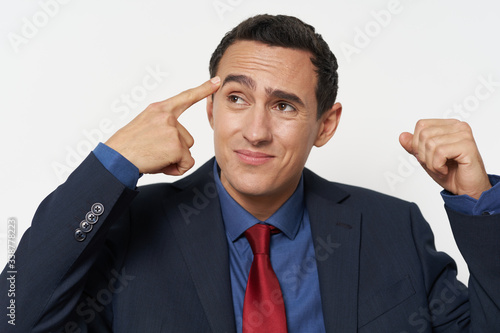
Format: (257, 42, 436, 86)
(227, 174, 277, 197)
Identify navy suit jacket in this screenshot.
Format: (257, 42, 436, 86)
(2, 154, 500, 332)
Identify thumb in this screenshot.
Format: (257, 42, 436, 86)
(399, 132, 415, 155)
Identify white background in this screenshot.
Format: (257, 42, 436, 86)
(1, 0, 500, 283)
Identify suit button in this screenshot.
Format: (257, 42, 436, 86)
(86, 212, 99, 224)
(91, 203, 104, 216)
(80, 220, 93, 233)
(75, 229, 86, 242)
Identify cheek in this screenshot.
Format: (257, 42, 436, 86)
(275, 121, 318, 149)
(212, 110, 240, 148)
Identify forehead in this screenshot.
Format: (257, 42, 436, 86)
(216, 41, 317, 105)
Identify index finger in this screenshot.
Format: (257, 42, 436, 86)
(166, 76, 221, 118)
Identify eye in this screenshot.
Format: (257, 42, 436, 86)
(274, 102, 296, 112)
(228, 95, 246, 104)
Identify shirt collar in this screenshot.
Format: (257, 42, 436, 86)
(213, 160, 304, 242)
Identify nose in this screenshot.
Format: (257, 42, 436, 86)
(242, 105, 273, 146)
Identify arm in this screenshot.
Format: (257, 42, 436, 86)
(400, 119, 500, 330)
(0, 153, 137, 332)
(446, 207, 500, 330)
(0, 77, 221, 332)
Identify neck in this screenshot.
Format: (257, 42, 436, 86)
(238, 196, 287, 221)
(222, 178, 300, 221)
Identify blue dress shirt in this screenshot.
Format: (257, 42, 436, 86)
(92, 142, 500, 331)
(441, 175, 500, 215)
(213, 162, 326, 332)
(93, 143, 141, 189)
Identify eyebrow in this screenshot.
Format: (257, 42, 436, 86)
(265, 87, 305, 108)
(222, 74, 256, 90)
(222, 73, 306, 108)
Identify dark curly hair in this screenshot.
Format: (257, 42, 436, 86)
(209, 14, 339, 119)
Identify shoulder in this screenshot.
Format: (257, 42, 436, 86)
(303, 169, 429, 244)
(303, 168, 416, 213)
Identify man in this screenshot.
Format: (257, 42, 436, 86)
(2, 14, 499, 332)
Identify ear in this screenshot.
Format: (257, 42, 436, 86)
(314, 102, 342, 147)
(206, 94, 215, 129)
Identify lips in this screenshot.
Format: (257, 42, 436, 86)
(235, 149, 274, 166)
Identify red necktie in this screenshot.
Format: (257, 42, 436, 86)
(242, 224, 288, 333)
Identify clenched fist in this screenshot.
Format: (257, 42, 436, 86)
(399, 119, 491, 200)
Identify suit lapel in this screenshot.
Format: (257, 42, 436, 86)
(163, 162, 236, 333)
(305, 171, 361, 333)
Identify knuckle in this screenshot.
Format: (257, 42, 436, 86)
(182, 89, 195, 102)
(161, 99, 174, 110)
(434, 145, 446, 158)
(415, 119, 427, 130)
(164, 113, 178, 126)
(457, 121, 472, 133)
(147, 101, 163, 112)
(424, 138, 437, 150)
(149, 101, 160, 109)
(419, 128, 430, 141)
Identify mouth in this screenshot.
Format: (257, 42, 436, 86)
(234, 149, 275, 166)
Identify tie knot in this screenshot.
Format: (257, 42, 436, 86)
(244, 224, 279, 255)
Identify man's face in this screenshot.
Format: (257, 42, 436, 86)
(207, 40, 340, 206)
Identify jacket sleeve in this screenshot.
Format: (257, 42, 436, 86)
(446, 207, 500, 331)
(405, 203, 471, 333)
(410, 203, 500, 332)
(0, 153, 138, 332)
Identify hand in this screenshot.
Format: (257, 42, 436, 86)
(105, 77, 221, 175)
(399, 119, 491, 200)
